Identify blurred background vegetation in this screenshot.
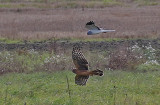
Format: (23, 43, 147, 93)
(0, 0, 159, 8)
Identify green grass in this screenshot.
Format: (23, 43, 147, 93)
(0, 70, 160, 105)
(0, 38, 22, 44)
(0, 4, 13, 8)
(0, 38, 159, 104)
(0, 0, 159, 9)
(0, 3, 51, 9)
(72, 38, 122, 42)
(0, 3, 30, 8)
(0, 39, 159, 104)
(51, 37, 123, 43)
(0, 0, 122, 9)
(136, 0, 159, 6)
(0, 37, 123, 44)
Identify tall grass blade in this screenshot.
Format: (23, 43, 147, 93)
(66, 75, 71, 101)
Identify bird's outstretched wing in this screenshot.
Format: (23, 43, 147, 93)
(72, 45, 89, 85)
(85, 21, 100, 30)
(75, 75, 89, 85)
(72, 45, 88, 70)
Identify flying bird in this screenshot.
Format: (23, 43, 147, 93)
(72, 44, 103, 86)
(85, 21, 115, 35)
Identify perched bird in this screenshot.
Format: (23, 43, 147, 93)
(85, 21, 115, 35)
(72, 44, 103, 86)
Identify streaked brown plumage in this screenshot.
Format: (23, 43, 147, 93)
(72, 45, 103, 86)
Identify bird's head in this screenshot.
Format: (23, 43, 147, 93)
(73, 44, 81, 51)
(87, 30, 93, 35)
(72, 69, 77, 74)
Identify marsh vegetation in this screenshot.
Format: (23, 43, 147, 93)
(0, 0, 160, 104)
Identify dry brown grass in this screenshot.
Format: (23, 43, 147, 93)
(108, 44, 146, 70)
(0, 6, 160, 40)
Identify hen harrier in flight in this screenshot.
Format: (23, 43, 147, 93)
(72, 45, 103, 86)
(85, 21, 115, 35)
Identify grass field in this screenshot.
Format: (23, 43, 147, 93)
(0, 0, 159, 7)
(0, 42, 159, 105)
(0, 0, 160, 105)
(0, 70, 160, 105)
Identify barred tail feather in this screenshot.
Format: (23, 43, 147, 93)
(92, 69, 103, 76)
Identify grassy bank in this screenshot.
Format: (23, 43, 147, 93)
(0, 39, 160, 74)
(0, 70, 160, 105)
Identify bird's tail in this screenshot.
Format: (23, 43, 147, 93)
(91, 69, 103, 76)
